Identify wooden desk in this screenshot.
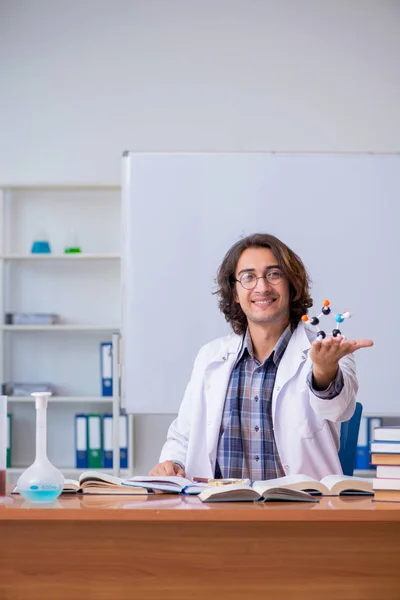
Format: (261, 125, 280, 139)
(1, 492, 400, 600)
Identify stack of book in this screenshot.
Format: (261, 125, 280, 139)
(356, 415, 382, 470)
(371, 426, 400, 502)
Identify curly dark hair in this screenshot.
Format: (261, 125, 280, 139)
(214, 233, 313, 335)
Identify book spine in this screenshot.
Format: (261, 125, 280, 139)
(371, 453, 400, 466)
(370, 440, 400, 454)
(376, 465, 400, 479)
(374, 427, 400, 442)
(355, 416, 369, 470)
(100, 342, 113, 397)
(75, 414, 88, 469)
(103, 413, 113, 469)
(7, 413, 11, 468)
(87, 414, 103, 469)
(119, 414, 128, 469)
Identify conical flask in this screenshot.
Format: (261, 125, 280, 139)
(31, 227, 51, 254)
(17, 392, 64, 502)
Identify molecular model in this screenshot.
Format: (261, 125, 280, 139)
(301, 300, 351, 341)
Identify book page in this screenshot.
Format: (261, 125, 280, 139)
(321, 475, 374, 495)
(124, 475, 207, 493)
(262, 488, 318, 502)
(199, 483, 258, 502)
(128, 475, 193, 488)
(63, 478, 79, 492)
(79, 471, 126, 486)
(252, 474, 327, 495)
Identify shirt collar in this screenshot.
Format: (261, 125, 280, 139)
(236, 324, 292, 367)
(273, 325, 292, 365)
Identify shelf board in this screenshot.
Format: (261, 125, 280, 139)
(7, 396, 114, 403)
(1, 325, 120, 331)
(1, 185, 121, 191)
(353, 470, 376, 478)
(8, 468, 130, 476)
(0, 253, 120, 260)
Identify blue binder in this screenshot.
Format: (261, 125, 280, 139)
(119, 414, 128, 469)
(103, 413, 113, 468)
(75, 414, 88, 469)
(100, 342, 113, 396)
(356, 416, 383, 470)
(355, 416, 369, 470)
(101, 413, 128, 469)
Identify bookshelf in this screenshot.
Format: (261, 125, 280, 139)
(0, 185, 129, 481)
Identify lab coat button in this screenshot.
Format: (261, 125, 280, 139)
(284, 465, 289, 471)
(222, 356, 227, 361)
(207, 420, 211, 426)
(276, 385, 281, 391)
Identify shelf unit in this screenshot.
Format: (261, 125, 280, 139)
(0, 185, 129, 479)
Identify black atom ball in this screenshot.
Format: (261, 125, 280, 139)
(332, 329, 341, 337)
(318, 330, 326, 339)
(310, 317, 319, 326)
(322, 307, 331, 315)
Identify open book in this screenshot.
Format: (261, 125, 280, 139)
(121, 475, 209, 495)
(198, 474, 374, 503)
(64, 471, 150, 495)
(12, 471, 149, 496)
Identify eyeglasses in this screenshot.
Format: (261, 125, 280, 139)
(233, 269, 284, 290)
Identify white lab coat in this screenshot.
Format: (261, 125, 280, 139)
(159, 321, 357, 480)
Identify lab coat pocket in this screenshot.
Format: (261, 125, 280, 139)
(288, 389, 325, 439)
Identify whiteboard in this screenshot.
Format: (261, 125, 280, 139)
(121, 153, 400, 416)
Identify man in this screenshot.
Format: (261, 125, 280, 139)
(150, 233, 373, 481)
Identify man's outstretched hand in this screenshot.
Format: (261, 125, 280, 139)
(310, 336, 374, 390)
(149, 460, 186, 477)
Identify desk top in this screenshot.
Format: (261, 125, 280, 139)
(1, 491, 400, 522)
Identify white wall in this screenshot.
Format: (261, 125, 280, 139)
(1, 0, 399, 473)
(1, 0, 399, 186)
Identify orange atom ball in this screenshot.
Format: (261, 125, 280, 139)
(323, 300, 330, 306)
(301, 315, 309, 322)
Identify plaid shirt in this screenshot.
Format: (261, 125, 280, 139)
(216, 326, 292, 481)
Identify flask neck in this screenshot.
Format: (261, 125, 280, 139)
(35, 406, 47, 461)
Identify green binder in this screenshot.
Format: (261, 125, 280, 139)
(7, 414, 12, 468)
(87, 413, 103, 468)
